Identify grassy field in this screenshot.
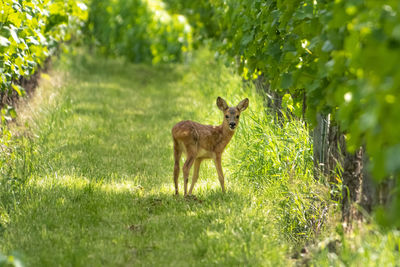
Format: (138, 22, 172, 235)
(0, 49, 327, 266)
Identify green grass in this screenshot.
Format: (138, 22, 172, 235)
(310, 225, 400, 266)
(5, 48, 397, 267)
(0, 49, 297, 266)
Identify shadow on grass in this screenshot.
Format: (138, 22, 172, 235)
(5, 174, 249, 265)
(125, 188, 264, 265)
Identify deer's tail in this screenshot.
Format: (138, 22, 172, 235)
(173, 137, 181, 195)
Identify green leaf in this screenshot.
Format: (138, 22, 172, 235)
(282, 93, 294, 111)
(385, 144, 400, 174)
(9, 108, 17, 119)
(294, 5, 313, 20)
(9, 28, 20, 43)
(11, 84, 24, 96)
(0, 36, 11, 47)
(241, 31, 254, 46)
(281, 72, 292, 89)
(267, 42, 282, 61)
(27, 36, 40, 45)
(322, 40, 334, 52)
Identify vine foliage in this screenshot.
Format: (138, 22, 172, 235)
(0, 0, 88, 121)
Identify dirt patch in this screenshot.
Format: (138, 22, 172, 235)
(128, 224, 144, 234)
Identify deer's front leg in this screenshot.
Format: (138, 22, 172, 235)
(188, 158, 202, 196)
(214, 154, 226, 193)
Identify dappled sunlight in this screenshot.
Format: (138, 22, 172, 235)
(80, 81, 123, 91)
(158, 177, 223, 196)
(102, 180, 142, 194)
(29, 174, 143, 195)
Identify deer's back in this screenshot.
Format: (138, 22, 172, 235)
(172, 120, 222, 151)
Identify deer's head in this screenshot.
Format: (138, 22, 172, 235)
(217, 96, 249, 131)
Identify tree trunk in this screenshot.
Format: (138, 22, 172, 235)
(313, 113, 330, 180)
(360, 151, 375, 214)
(312, 116, 373, 229)
(253, 74, 283, 121)
(341, 146, 365, 228)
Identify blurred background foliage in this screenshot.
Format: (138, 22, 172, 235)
(86, 0, 192, 63)
(0, 0, 193, 123)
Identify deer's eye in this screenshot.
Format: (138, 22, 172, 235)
(225, 115, 229, 119)
(236, 115, 239, 119)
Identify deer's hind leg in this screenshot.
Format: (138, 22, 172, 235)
(183, 145, 196, 196)
(173, 138, 182, 195)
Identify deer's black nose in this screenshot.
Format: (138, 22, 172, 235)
(229, 122, 236, 129)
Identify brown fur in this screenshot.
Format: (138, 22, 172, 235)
(171, 97, 249, 196)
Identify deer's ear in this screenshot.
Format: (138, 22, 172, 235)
(217, 96, 229, 111)
(237, 98, 249, 112)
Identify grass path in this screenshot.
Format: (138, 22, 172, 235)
(0, 52, 293, 266)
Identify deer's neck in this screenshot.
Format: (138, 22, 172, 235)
(218, 122, 235, 147)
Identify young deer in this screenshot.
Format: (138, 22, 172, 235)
(171, 97, 249, 196)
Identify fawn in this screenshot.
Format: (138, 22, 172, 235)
(171, 97, 249, 196)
